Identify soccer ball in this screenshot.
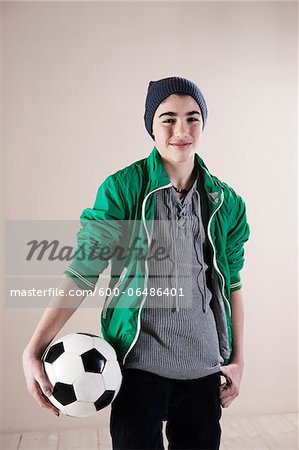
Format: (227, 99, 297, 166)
(42, 332, 123, 418)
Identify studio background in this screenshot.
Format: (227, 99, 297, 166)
(1, 1, 297, 433)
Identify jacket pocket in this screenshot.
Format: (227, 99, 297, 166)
(102, 266, 128, 319)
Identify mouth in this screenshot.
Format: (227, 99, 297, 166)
(170, 143, 192, 150)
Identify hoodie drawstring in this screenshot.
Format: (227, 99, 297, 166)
(173, 229, 179, 313)
(173, 202, 187, 313)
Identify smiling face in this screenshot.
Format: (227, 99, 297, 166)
(152, 94, 203, 164)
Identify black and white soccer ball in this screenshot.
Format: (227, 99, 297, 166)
(42, 332, 123, 418)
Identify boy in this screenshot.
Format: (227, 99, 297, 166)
(23, 77, 250, 450)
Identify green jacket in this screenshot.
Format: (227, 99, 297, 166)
(64, 146, 250, 367)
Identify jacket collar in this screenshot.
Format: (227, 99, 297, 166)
(146, 146, 222, 203)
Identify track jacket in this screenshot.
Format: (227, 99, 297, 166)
(64, 146, 250, 367)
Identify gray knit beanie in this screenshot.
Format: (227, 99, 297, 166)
(144, 76, 208, 140)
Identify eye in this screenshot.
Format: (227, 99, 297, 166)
(162, 117, 200, 124)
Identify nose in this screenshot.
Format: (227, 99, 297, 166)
(173, 120, 189, 138)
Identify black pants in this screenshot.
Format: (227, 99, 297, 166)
(110, 368, 222, 450)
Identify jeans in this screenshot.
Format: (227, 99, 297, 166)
(110, 368, 222, 450)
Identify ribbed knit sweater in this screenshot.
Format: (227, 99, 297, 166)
(123, 168, 223, 379)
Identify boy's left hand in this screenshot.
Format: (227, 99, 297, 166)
(219, 363, 244, 408)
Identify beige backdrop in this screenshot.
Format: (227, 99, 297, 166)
(1, 1, 298, 433)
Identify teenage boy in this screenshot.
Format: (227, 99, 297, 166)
(23, 77, 250, 450)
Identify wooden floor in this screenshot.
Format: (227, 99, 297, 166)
(1, 413, 298, 449)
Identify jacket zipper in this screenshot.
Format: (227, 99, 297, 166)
(206, 189, 231, 317)
(122, 183, 172, 365)
(102, 266, 128, 319)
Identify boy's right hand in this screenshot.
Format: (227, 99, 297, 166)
(22, 348, 60, 417)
